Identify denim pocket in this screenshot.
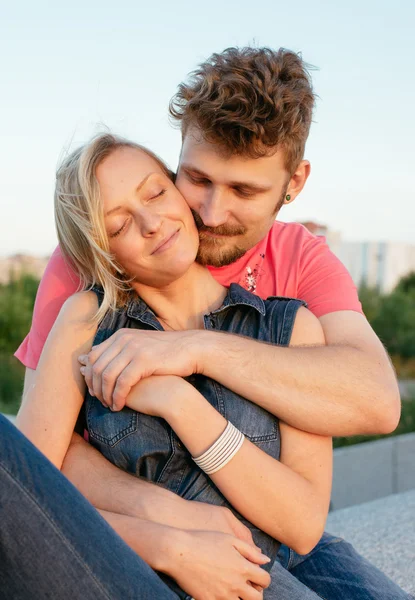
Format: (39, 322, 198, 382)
(86, 397, 138, 447)
(213, 380, 280, 447)
(86, 396, 176, 483)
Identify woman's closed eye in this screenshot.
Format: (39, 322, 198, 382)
(148, 188, 166, 201)
(109, 217, 131, 238)
(109, 188, 166, 237)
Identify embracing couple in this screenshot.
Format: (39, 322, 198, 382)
(2, 47, 409, 599)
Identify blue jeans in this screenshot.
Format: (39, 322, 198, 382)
(266, 533, 411, 599)
(0, 414, 177, 600)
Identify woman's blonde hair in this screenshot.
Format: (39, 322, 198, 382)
(54, 133, 173, 323)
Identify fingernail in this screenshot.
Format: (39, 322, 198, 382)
(80, 367, 85, 374)
(78, 355, 85, 361)
(88, 388, 95, 397)
(262, 555, 271, 562)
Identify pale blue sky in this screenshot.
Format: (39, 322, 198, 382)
(1, 0, 414, 255)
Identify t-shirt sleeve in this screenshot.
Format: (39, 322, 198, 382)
(14, 246, 81, 369)
(297, 234, 363, 318)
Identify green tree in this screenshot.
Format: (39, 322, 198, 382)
(372, 289, 415, 358)
(0, 273, 39, 413)
(395, 271, 415, 295)
(358, 283, 382, 323)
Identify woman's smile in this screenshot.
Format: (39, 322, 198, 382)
(151, 228, 181, 255)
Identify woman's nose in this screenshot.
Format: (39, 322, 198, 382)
(139, 210, 163, 237)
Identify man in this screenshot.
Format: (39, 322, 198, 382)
(17, 47, 404, 599)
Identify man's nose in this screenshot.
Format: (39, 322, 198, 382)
(199, 189, 228, 228)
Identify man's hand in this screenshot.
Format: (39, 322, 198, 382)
(78, 328, 206, 411)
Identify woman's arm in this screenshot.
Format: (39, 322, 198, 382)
(100, 511, 270, 599)
(16, 291, 98, 469)
(127, 307, 332, 555)
(161, 386, 331, 555)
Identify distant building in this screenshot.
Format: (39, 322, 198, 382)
(336, 241, 415, 293)
(301, 222, 415, 293)
(0, 254, 49, 284)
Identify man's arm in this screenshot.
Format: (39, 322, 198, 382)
(80, 307, 400, 437)
(198, 309, 400, 437)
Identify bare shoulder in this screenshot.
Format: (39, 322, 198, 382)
(38, 290, 99, 370)
(290, 306, 326, 347)
(58, 291, 99, 326)
(47, 291, 100, 348)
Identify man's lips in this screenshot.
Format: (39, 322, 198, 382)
(199, 230, 239, 241)
(199, 231, 228, 238)
(151, 229, 180, 255)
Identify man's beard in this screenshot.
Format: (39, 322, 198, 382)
(191, 187, 287, 268)
(191, 210, 248, 267)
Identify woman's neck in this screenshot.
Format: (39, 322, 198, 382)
(131, 264, 227, 331)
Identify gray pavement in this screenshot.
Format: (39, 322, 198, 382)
(327, 490, 415, 594)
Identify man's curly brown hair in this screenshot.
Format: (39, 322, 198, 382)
(169, 47, 315, 175)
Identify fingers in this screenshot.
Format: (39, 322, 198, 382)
(240, 584, 265, 600)
(234, 519, 256, 546)
(112, 361, 143, 410)
(240, 586, 264, 600)
(232, 540, 271, 592)
(244, 564, 271, 591)
(78, 336, 116, 392)
(233, 539, 271, 566)
(99, 350, 133, 407)
(79, 331, 137, 407)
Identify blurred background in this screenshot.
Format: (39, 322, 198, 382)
(1, 0, 414, 440)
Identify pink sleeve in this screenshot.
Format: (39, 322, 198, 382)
(297, 235, 363, 319)
(14, 246, 82, 369)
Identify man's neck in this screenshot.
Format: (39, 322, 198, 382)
(131, 264, 227, 331)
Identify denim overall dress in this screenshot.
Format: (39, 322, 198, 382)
(84, 283, 305, 598)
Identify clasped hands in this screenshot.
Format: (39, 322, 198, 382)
(78, 328, 207, 412)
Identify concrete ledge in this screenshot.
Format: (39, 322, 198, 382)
(332, 433, 415, 509)
(327, 490, 415, 594)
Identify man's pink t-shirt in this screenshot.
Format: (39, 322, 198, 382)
(15, 221, 362, 370)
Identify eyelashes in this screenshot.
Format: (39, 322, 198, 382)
(152, 188, 166, 199)
(110, 218, 130, 238)
(108, 189, 167, 238)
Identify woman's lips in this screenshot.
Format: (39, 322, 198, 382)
(151, 229, 180, 255)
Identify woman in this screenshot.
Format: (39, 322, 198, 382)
(17, 133, 332, 600)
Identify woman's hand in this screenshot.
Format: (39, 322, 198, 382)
(163, 529, 271, 600)
(125, 374, 192, 418)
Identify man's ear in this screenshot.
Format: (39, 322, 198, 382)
(284, 160, 311, 203)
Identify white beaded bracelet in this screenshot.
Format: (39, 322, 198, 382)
(193, 421, 245, 475)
